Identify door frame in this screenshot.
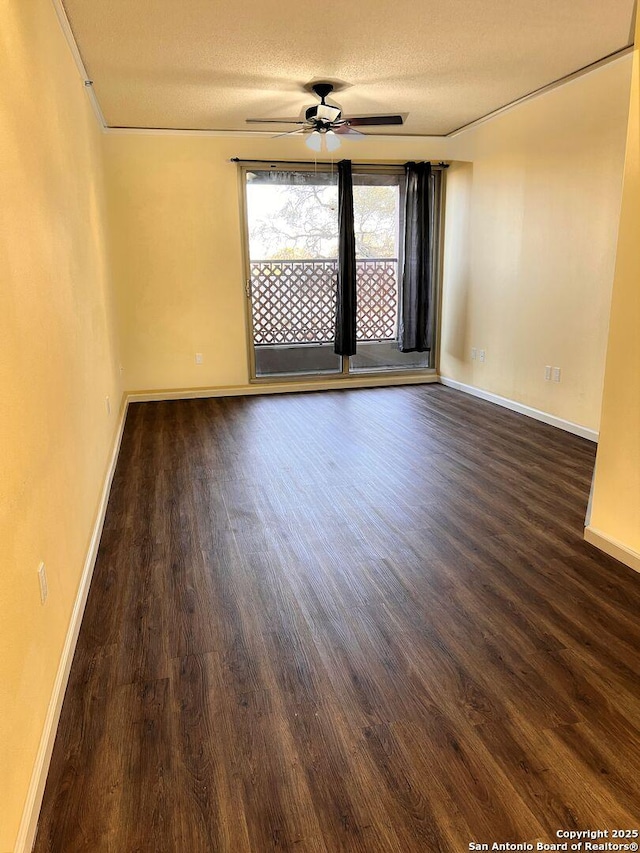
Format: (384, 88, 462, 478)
(237, 160, 445, 385)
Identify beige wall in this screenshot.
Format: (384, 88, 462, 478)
(441, 57, 632, 432)
(1, 4, 636, 844)
(0, 1, 122, 848)
(588, 36, 640, 565)
(103, 134, 449, 393)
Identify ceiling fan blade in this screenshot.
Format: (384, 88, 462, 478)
(346, 115, 404, 127)
(334, 126, 365, 136)
(246, 118, 305, 125)
(272, 128, 308, 139)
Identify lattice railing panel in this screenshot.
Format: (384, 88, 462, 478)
(251, 258, 398, 345)
(356, 259, 397, 341)
(250, 260, 337, 345)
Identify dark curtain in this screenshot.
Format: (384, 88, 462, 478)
(334, 159, 357, 356)
(399, 161, 433, 353)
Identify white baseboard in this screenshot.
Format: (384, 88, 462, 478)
(14, 398, 129, 853)
(584, 526, 640, 575)
(439, 377, 599, 442)
(127, 372, 439, 403)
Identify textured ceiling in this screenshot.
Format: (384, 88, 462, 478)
(61, 0, 635, 135)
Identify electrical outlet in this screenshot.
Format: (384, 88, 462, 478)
(195, 353, 203, 365)
(471, 347, 477, 360)
(105, 396, 111, 415)
(38, 562, 48, 605)
(479, 349, 486, 363)
(545, 365, 552, 381)
(552, 367, 561, 382)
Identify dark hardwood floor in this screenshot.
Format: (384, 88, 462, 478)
(35, 385, 640, 852)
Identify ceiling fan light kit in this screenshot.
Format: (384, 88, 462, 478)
(305, 129, 340, 152)
(246, 81, 404, 152)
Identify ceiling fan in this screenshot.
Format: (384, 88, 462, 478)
(246, 82, 404, 152)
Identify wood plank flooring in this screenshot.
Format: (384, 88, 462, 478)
(35, 386, 640, 852)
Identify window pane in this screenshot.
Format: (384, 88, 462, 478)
(245, 170, 342, 377)
(350, 343, 429, 372)
(350, 171, 435, 373)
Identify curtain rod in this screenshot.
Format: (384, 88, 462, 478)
(230, 157, 449, 169)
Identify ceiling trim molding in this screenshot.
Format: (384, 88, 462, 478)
(447, 44, 634, 137)
(52, 0, 107, 129)
(103, 126, 449, 140)
(629, 0, 638, 46)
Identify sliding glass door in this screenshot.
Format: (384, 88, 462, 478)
(244, 168, 342, 377)
(348, 171, 434, 373)
(241, 163, 442, 380)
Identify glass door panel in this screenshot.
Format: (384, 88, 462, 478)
(245, 169, 342, 378)
(349, 171, 431, 373)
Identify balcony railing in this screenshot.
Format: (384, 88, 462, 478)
(250, 258, 398, 345)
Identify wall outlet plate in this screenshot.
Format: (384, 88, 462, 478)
(552, 367, 561, 382)
(471, 347, 477, 360)
(479, 349, 486, 362)
(545, 365, 552, 381)
(195, 353, 203, 365)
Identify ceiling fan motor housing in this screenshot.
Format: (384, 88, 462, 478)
(305, 103, 342, 125)
(306, 82, 342, 127)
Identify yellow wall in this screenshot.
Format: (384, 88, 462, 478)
(103, 134, 448, 392)
(0, 3, 635, 844)
(588, 37, 640, 563)
(0, 1, 122, 848)
(441, 57, 632, 432)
